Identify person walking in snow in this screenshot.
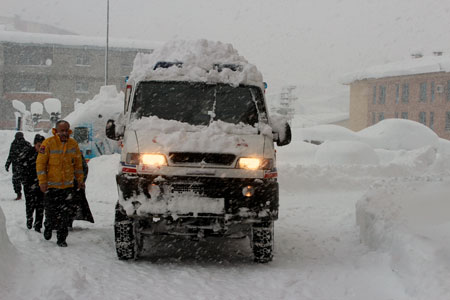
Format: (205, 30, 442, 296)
(22, 134, 46, 232)
(5, 132, 31, 200)
(37, 120, 84, 247)
(68, 153, 94, 230)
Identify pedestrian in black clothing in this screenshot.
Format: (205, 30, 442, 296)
(5, 132, 31, 200)
(69, 154, 94, 229)
(22, 134, 46, 232)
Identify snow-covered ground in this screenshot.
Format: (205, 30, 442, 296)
(1, 118, 450, 299)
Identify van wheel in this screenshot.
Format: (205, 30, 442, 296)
(251, 222, 274, 263)
(114, 207, 136, 260)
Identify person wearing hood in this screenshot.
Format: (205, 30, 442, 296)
(22, 134, 46, 232)
(36, 120, 84, 247)
(5, 132, 31, 200)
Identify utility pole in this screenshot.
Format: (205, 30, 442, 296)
(105, 0, 109, 86)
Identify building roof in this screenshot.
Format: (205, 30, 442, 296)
(0, 30, 162, 50)
(342, 55, 450, 84)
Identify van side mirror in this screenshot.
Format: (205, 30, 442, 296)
(276, 122, 291, 146)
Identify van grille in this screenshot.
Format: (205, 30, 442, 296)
(169, 152, 236, 166)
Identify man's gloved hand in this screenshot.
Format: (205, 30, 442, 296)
(5, 165, 9, 172)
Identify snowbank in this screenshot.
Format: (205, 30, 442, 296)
(129, 40, 264, 89)
(356, 178, 450, 299)
(358, 119, 439, 151)
(64, 85, 123, 155)
(65, 85, 123, 129)
(314, 140, 379, 165)
(0, 205, 20, 294)
(279, 119, 443, 169)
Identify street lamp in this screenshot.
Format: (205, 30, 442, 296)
(105, 0, 109, 86)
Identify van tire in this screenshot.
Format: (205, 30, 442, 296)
(251, 222, 274, 263)
(114, 209, 136, 260)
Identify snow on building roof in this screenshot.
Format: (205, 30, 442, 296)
(341, 55, 450, 84)
(128, 39, 264, 88)
(0, 30, 162, 50)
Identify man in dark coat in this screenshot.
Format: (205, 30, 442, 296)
(5, 132, 31, 200)
(69, 154, 94, 229)
(22, 134, 46, 232)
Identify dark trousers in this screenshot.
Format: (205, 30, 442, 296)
(24, 184, 44, 229)
(12, 171, 23, 194)
(44, 188, 74, 242)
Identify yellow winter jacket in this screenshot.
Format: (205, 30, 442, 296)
(36, 128, 84, 189)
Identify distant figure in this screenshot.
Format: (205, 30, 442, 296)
(5, 132, 31, 200)
(69, 153, 94, 229)
(22, 134, 46, 232)
(36, 120, 84, 247)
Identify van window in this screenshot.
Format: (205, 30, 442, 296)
(132, 81, 264, 126)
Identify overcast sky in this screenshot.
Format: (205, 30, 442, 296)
(3, 0, 450, 93)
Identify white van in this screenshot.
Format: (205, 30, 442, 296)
(106, 40, 291, 262)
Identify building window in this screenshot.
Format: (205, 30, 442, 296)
(420, 82, 427, 102)
(379, 86, 386, 104)
(395, 84, 400, 104)
(402, 83, 409, 103)
(372, 112, 376, 124)
(431, 82, 435, 102)
(75, 81, 89, 93)
(76, 54, 90, 66)
(395, 112, 399, 118)
(372, 86, 377, 104)
(5, 45, 53, 66)
(446, 112, 450, 130)
(401, 112, 408, 119)
(20, 79, 36, 92)
(378, 112, 385, 121)
(419, 112, 426, 125)
(430, 112, 434, 130)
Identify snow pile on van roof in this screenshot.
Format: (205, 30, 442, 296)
(129, 39, 264, 88)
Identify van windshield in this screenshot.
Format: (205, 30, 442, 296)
(132, 81, 265, 126)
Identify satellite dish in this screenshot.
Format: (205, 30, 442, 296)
(12, 100, 26, 114)
(43, 98, 61, 115)
(31, 102, 44, 115)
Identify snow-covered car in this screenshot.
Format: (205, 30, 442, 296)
(106, 40, 291, 262)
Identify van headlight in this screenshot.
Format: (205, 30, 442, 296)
(141, 154, 167, 167)
(237, 158, 273, 170)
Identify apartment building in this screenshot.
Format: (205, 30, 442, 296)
(344, 53, 450, 140)
(0, 31, 159, 129)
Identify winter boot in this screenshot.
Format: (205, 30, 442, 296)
(43, 227, 52, 240)
(26, 218, 33, 230)
(57, 240, 68, 247)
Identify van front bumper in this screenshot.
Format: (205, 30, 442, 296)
(116, 174, 279, 222)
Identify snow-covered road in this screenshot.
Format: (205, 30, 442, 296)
(1, 154, 409, 300)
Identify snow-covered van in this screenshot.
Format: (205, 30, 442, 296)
(106, 40, 291, 262)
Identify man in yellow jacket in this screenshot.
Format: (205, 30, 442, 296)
(37, 120, 84, 247)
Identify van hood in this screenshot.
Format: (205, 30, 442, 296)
(123, 128, 266, 158)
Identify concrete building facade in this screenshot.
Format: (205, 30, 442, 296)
(0, 31, 157, 129)
(346, 55, 450, 140)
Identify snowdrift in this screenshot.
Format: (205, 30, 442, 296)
(0, 206, 20, 294)
(356, 178, 450, 299)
